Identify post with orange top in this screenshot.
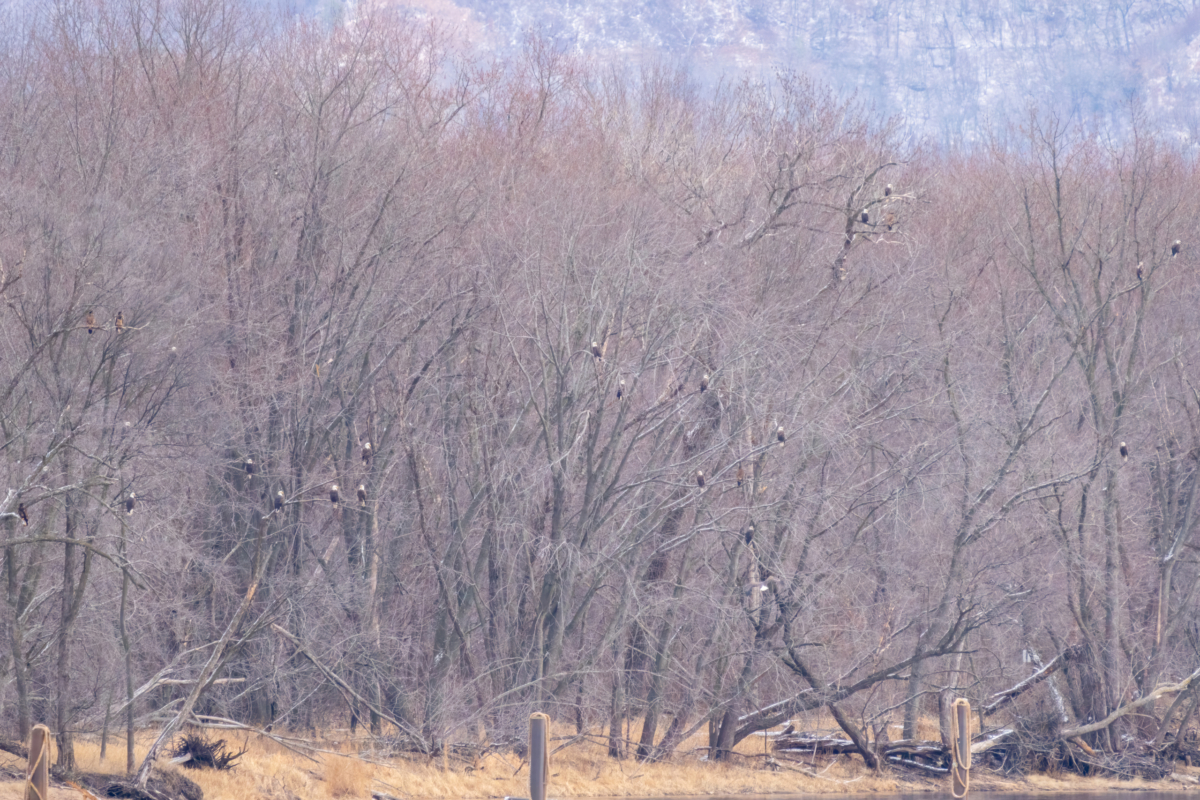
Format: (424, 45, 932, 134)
(950, 698, 972, 799)
(529, 713, 550, 800)
(25, 724, 49, 800)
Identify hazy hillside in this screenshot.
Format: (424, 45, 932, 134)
(379, 0, 1200, 145)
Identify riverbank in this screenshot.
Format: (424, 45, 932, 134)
(0, 731, 1196, 799)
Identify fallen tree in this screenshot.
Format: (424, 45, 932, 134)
(771, 660, 1200, 778)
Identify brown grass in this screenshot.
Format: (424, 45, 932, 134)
(0, 720, 1192, 799)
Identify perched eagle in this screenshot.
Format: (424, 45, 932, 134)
(776, 425, 786, 444)
(361, 442, 372, 464)
(86, 311, 95, 334)
(1136, 262, 1143, 281)
(617, 379, 625, 400)
(1173, 240, 1182, 257)
(884, 184, 893, 197)
(885, 211, 896, 232)
(274, 490, 284, 511)
(245, 458, 255, 477)
(700, 374, 709, 393)
(115, 311, 124, 334)
(17, 502, 28, 526)
(357, 484, 367, 506)
(860, 210, 869, 224)
(1120, 442, 1129, 462)
(696, 470, 705, 489)
(744, 523, 754, 544)
(591, 341, 603, 360)
(125, 493, 136, 515)
(330, 484, 340, 505)
(736, 464, 745, 487)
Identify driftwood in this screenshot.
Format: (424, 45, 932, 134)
(774, 734, 952, 772)
(772, 664, 1200, 779)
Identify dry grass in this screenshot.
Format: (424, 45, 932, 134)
(0, 720, 1192, 799)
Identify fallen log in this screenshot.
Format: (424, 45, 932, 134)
(1062, 664, 1200, 740)
(887, 754, 949, 774)
(0, 739, 27, 759)
(773, 734, 952, 769)
(981, 647, 1078, 717)
(772, 735, 858, 755)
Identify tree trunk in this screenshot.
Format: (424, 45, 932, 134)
(55, 464, 93, 775)
(607, 677, 625, 759)
(939, 688, 955, 748)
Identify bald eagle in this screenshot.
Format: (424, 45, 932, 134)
(744, 523, 754, 544)
(860, 210, 869, 224)
(274, 490, 284, 511)
(700, 374, 709, 393)
(617, 379, 625, 400)
(1173, 240, 1182, 257)
(115, 311, 124, 334)
(736, 464, 745, 487)
(17, 502, 28, 526)
(86, 311, 95, 334)
(696, 470, 705, 489)
(357, 484, 367, 506)
(884, 184, 893, 197)
(125, 493, 136, 515)
(1120, 442, 1129, 462)
(591, 341, 602, 360)
(361, 442, 372, 464)
(776, 426, 786, 444)
(330, 484, 340, 504)
(245, 458, 255, 477)
(1136, 262, 1143, 282)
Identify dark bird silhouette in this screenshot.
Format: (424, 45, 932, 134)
(776, 425, 786, 444)
(696, 470, 705, 489)
(885, 211, 896, 232)
(617, 379, 625, 400)
(274, 490, 284, 511)
(330, 484, 340, 505)
(744, 523, 754, 544)
(1120, 442, 1129, 462)
(860, 210, 869, 224)
(17, 502, 28, 526)
(86, 310, 95, 334)
(361, 442, 372, 464)
(884, 184, 892, 197)
(1173, 240, 1182, 257)
(700, 373, 709, 393)
(125, 493, 136, 515)
(357, 484, 367, 506)
(115, 311, 124, 333)
(736, 464, 745, 487)
(1136, 262, 1143, 281)
(245, 458, 255, 477)
(591, 341, 603, 360)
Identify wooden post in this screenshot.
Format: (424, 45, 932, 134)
(950, 698, 971, 799)
(26, 724, 50, 800)
(529, 713, 550, 800)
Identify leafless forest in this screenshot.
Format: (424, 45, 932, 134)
(1, 0, 1199, 779)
